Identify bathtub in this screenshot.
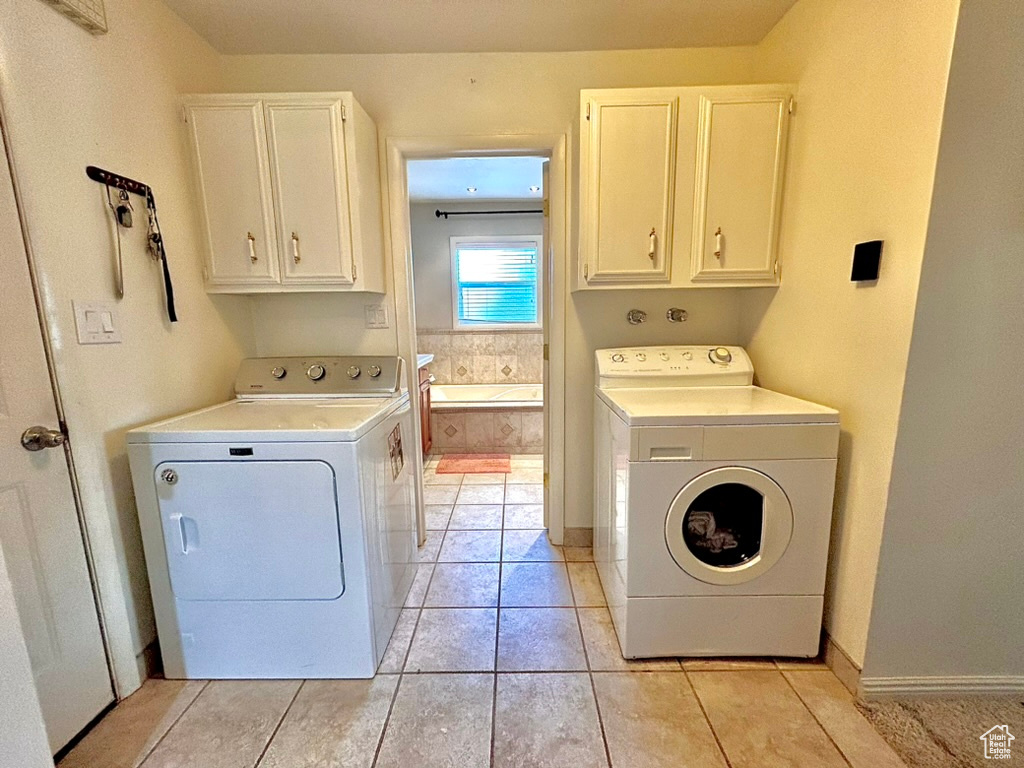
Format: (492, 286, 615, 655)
(430, 383, 543, 411)
(429, 383, 543, 454)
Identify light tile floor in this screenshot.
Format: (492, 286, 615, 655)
(60, 456, 906, 768)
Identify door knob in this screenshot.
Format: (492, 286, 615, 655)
(21, 425, 66, 452)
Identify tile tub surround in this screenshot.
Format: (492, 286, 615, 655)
(432, 408, 543, 455)
(62, 455, 908, 768)
(417, 329, 543, 385)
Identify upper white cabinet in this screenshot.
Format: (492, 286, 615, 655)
(581, 94, 678, 284)
(690, 94, 789, 283)
(577, 84, 793, 290)
(186, 99, 279, 286)
(184, 92, 385, 294)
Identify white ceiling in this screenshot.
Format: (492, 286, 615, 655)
(159, 0, 797, 55)
(407, 157, 545, 201)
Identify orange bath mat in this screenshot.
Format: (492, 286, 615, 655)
(436, 453, 511, 474)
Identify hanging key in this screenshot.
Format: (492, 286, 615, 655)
(115, 188, 134, 228)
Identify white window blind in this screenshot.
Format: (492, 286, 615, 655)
(451, 237, 541, 327)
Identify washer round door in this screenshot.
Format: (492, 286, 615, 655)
(664, 467, 793, 586)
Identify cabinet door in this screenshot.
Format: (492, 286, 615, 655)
(186, 100, 279, 285)
(582, 94, 677, 284)
(265, 99, 354, 285)
(420, 381, 432, 457)
(691, 93, 790, 283)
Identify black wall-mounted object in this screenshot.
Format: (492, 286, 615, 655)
(851, 240, 883, 282)
(86, 165, 177, 322)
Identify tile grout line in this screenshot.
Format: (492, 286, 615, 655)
(682, 671, 735, 768)
(252, 680, 304, 768)
(373, 464, 462, 766)
(134, 679, 211, 768)
(369, 672, 405, 768)
(489, 482, 506, 768)
(779, 670, 854, 768)
(568, 559, 613, 767)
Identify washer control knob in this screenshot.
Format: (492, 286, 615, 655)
(635, 353, 647, 362)
(347, 365, 361, 379)
(710, 347, 732, 364)
(367, 365, 382, 378)
(682, 351, 693, 361)
(271, 366, 287, 380)
(611, 353, 625, 363)
(306, 364, 326, 381)
(659, 352, 670, 361)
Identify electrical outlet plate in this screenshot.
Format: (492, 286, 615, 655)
(365, 304, 389, 329)
(73, 300, 122, 344)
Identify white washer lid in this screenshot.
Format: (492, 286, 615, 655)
(126, 393, 409, 444)
(596, 386, 838, 426)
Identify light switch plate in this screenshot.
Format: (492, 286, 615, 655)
(73, 300, 122, 344)
(365, 304, 389, 329)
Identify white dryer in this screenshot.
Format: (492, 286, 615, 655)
(127, 356, 416, 679)
(593, 346, 839, 658)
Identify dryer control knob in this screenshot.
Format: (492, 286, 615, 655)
(367, 365, 382, 378)
(710, 347, 732, 364)
(682, 351, 693, 361)
(611, 353, 625, 363)
(306, 364, 326, 381)
(347, 365, 362, 379)
(271, 366, 287, 379)
(635, 353, 647, 362)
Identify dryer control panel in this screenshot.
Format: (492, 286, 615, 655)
(235, 356, 404, 398)
(596, 346, 754, 388)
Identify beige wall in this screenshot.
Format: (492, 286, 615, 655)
(0, 0, 254, 694)
(741, 0, 959, 665)
(220, 48, 756, 528)
(864, 0, 1024, 685)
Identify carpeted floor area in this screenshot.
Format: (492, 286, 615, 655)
(857, 696, 1023, 767)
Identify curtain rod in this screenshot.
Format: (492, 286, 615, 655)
(435, 208, 543, 220)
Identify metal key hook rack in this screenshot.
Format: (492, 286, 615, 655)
(86, 165, 178, 323)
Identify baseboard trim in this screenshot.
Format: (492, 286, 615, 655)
(860, 675, 1024, 698)
(563, 527, 593, 547)
(823, 630, 861, 696)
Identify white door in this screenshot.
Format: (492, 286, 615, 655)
(582, 93, 677, 284)
(0, 129, 113, 752)
(541, 160, 551, 526)
(185, 99, 280, 286)
(690, 93, 790, 282)
(265, 99, 355, 285)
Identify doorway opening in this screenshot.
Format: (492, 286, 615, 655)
(407, 155, 548, 539)
(385, 135, 567, 549)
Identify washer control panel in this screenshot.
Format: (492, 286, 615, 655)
(596, 346, 754, 388)
(235, 356, 404, 397)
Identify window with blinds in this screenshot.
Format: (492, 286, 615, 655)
(450, 236, 542, 328)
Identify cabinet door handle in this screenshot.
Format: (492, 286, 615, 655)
(247, 232, 258, 263)
(714, 227, 723, 260)
(291, 232, 301, 264)
(648, 228, 657, 261)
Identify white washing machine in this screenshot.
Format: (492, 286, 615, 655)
(127, 356, 416, 679)
(593, 346, 840, 658)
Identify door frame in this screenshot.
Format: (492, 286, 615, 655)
(384, 133, 569, 544)
(0, 89, 117, 691)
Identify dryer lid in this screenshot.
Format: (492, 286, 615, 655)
(596, 386, 838, 427)
(126, 393, 409, 444)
